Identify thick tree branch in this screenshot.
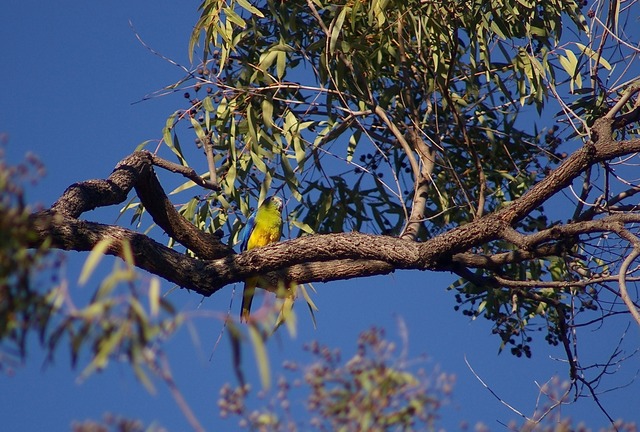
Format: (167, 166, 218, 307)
(29, 211, 401, 296)
(30, 204, 640, 299)
(30, 212, 214, 292)
(51, 151, 230, 259)
(395, 13, 435, 241)
(451, 242, 572, 269)
(399, 127, 436, 241)
(28, 109, 640, 303)
(496, 119, 640, 226)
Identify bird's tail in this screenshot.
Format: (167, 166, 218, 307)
(240, 277, 258, 322)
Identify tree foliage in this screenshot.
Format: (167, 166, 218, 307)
(219, 327, 453, 431)
(3, 0, 640, 429)
(172, 0, 640, 383)
(0, 146, 52, 365)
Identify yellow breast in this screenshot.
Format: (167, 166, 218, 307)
(247, 228, 280, 250)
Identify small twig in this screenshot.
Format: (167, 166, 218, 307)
(202, 131, 219, 189)
(209, 285, 235, 362)
(464, 355, 532, 421)
(575, 374, 618, 427)
(605, 80, 640, 120)
(305, 0, 330, 36)
(150, 153, 219, 191)
(372, 105, 420, 185)
(155, 353, 206, 432)
(555, 305, 578, 382)
(129, 20, 190, 74)
(572, 166, 593, 221)
(532, 378, 572, 425)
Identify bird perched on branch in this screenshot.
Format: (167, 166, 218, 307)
(238, 195, 284, 322)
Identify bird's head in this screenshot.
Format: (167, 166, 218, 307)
(263, 195, 283, 212)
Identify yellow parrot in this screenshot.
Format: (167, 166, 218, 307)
(238, 196, 284, 322)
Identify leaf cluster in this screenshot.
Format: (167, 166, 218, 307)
(0, 147, 53, 366)
(179, 0, 587, 240)
(0, 150, 183, 388)
(218, 327, 453, 431)
(164, 0, 592, 357)
(46, 251, 181, 392)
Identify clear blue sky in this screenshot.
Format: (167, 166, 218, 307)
(1, 2, 639, 431)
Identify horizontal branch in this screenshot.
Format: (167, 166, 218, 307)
(29, 211, 405, 295)
(30, 206, 640, 298)
(27, 113, 640, 298)
(30, 212, 214, 292)
(451, 243, 571, 269)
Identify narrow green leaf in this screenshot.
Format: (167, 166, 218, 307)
(293, 134, 306, 169)
(575, 42, 612, 71)
(250, 151, 268, 174)
(133, 362, 157, 394)
(248, 325, 271, 390)
(257, 50, 278, 75)
(181, 197, 199, 220)
(236, 0, 265, 17)
(246, 104, 259, 147)
(135, 139, 154, 151)
(281, 297, 296, 338)
(79, 301, 107, 319)
(129, 296, 148, 322)
(224, 161, 237, 194)
(163, 111, 187, 166)
(224, 7, 247, 28)
(281, 155, 302, 201)
(300, 284, 318, 329)
(276, 50, 287, 79)
(476, 300, 487, 318)
(172, 132, 187, 166)
(79, 238, 114, 286)
(80, 325, 125, 379)
(169, 172, 209, 195)
(190, 117, 207, 142)
(330, 7, 348, 54)
(558, 50, 581, 92)
(149, 277, 161, 317)
(290, 219, 315, 234)
(299, 283, 319, 311)
(347, 133, 358, 163)
(203, 95, 215, 112)
(262, 98, 274, 129)
(120, 239, 135, 268)
(259, 170, 273, 201)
